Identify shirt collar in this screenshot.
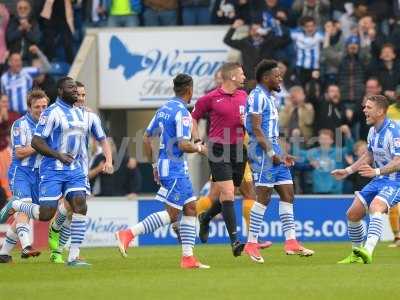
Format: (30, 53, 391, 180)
(257, 84, 272, 96)
(25, 113, 37, 124)
(171, 96, 188, 107)
(375, 118, 389, 133)
(56, 97, 73, 108)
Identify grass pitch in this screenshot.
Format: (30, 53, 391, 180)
(1, 243, 399, 300)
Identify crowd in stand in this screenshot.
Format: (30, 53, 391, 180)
(2, 0, 400, 196)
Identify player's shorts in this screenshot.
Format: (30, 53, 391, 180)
(156, 176, 196, 210)
(8, 165, 39, 204)
(356, 177, 400, 209)
(248, 142, 292, 187)
(39, 168, 88, 208)
(208, 143, 247, 187)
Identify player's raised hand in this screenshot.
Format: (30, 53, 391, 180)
(358, 164, 377, 178)
(331, 169, 348, 180)
(283, 154, 296, 167)
(271, 154, 281, 166)
(57, 153, 74, 165)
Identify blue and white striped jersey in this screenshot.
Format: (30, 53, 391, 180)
(10, 113, 41, 169)
(367, 118, 400, 181)
(146, 97, 192, 179)
(0, 67, 39, 114)
(290, 29, 324, 70)
(245, 85, 279, 143)
(34, 98, 86, 171)
(79, 108, 106, 176)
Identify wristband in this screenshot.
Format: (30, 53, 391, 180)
(152, 162, 157, 168)
(345, 166, 354, 175)
(375, 168, 381, 176)
(267, 150, 275, 158)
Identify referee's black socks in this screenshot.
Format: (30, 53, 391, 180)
(221, 201, 238, 245)
(202, 200, 222, 223)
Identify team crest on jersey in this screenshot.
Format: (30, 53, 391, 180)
(394, 138, 400, 148)
(182, 116, 191, 127)
(39, 115, 47, 125)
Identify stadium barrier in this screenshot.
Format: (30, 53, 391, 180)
(1, 196, 392, 249)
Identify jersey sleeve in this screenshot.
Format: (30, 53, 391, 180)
(389, 128, 400, 156)
(247, 91, 265, 114)
(145, 114, 160, 137)
(11, 120, 25, 148)
(34, 108, 58, 138)
(175, 109, 192, 141)
(191, 93, 211, 120)
(89, 112, 106, 141)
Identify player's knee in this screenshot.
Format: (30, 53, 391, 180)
(39, 206, 57, 221)
(15, 212, 29, 223)
(183, 201, 196, 217)
(66, 191, 87, 214)
(220, 189, 235, 201)
(346, 208, 362, 222)
(369, 200, 388, 214)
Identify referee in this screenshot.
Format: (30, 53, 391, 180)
(192, 62, 247, 256)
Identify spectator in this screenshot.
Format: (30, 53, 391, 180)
(354, 77, 382, 140)
(275, 60, 295, 110)
(39, 0, 75, 64)
(306, 126, 353, 194)
(223, 19, 290, 84)
(31, 56, 57, 104)
(387, 87, 400, 124)
(260, 0, 290, 28)
(320, 20, 345, 84)
(290, 16, 324, 86)
(0, 94, 20, 199)
(337, 35, 367, 111)
(211, 0, 236, 25)
(291, 0, 330, 28)
(181, 0, 210, 25)
(0, 49, 51, 114)
(142, 0, 177, 26)
(357, 15, 385, 60)
(367, 43, 400, 102)
(90, 141, 142, 197)
(90, 0, 108, 26)
(0, 4, 9, 68)
(106, 0, 141, 27)
(345, 140, 370, 192)
(6, 0, 41, 65)
(280, 85, 315, 144)
(312, 84, 347, 137)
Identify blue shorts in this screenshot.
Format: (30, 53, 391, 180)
(8, 166, 39, 204)
(155, 177, 196, 210)
(356, 178, 400, 209)
(248, 143, 292, 187)
(39, 168, 88, 208)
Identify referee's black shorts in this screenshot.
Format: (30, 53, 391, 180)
(208, 143, 248, 187)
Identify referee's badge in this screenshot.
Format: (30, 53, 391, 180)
(39, 115, 47, 125)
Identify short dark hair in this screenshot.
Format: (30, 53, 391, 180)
(365, 94, 389, 112)
(319, 129, 334, 139)
(220, 62, 242, 80)
(173, 74, 193, 97)
(27, 89, 49, 108)
(300, 16, 315, 26)
(57, 76, 74, 90)
(255, 59, 278, 83)
(381, 43, 396, 53)
(76, 81, 85, 88)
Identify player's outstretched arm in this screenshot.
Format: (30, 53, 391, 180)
(178, 139, 207, 155)
(31, 136, 73, 164)
(359, 156, 400, 178)
(143, 132, 160, 184)
(331, 151, 373, 180)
